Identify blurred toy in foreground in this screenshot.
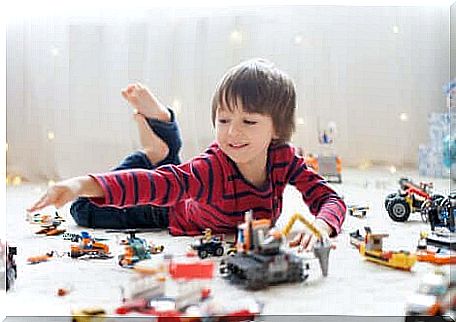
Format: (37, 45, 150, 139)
(71, 307, 106, 322)
(405, 269, 455, 321)
(117, 255, 262, 321)
(358, 227, 416, 271)
(385, 177, 443, 222)
(26, 211, 66, 236)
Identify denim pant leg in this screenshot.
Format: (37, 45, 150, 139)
(70, 109, 182, 229)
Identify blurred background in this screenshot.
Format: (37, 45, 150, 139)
(5, 2, 456, 183)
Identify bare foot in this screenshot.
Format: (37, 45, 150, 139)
(133, 113, 169, 164)
(121, 83, 171, 122)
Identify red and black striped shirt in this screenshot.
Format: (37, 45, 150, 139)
(89, 142, 346, 236)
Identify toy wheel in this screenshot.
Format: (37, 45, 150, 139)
(384, 193, 398, 210)
(214, 247, 224, 257)
(387, 197, 410, 222)
(420, 200, 433, 223)
(198, 250, 208, 259)
(219, 260, 230, 276)
(70, 250, 80, 258)
(348, 209, 353, 217)
(227, 248, 237, 256)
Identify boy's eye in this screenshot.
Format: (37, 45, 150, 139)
(243, 120, 257, 125)
(218, 119, 229, 124)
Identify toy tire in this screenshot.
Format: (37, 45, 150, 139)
(384, 193, 398, 210)
(198, 250, 208, 259)
(387, 197, 410, 222)
(214, 247, 224, 257)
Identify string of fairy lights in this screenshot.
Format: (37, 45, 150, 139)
(5, 22, 422, 186)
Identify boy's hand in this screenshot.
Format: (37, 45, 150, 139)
(288, 219, 334, 252)
(27, 176, 103, 212)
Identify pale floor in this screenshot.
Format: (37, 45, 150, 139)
(2, 167, 454, 321)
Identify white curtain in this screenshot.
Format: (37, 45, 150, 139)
(7, 6, 449, 182)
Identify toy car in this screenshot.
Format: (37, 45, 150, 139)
(422, 192, 456, 233)
(385, 177, 444, 222)
(347, 205, 369, 218)
(191, 229, 225, 259)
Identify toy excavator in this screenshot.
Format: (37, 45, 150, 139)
(358, 227, 416, 271)
(220, 211, 331, 290)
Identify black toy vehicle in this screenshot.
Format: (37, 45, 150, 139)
(422, 192, 456, 233)
(191, 229, 224, 259)
(385, 177, 444, 222)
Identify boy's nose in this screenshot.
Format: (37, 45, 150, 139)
(228, 124, 241, 137)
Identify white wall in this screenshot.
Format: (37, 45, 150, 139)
(6, 6, 450, 182)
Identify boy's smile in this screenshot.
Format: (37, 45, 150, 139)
(215, 105, 277, 185)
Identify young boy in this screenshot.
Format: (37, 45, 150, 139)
(28, 58, 346, 251)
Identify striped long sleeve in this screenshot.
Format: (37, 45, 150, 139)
(283, 147, 346, 235)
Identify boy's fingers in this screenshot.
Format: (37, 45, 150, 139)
(288, 233, 303, 248)
(27, 194, 49, 212)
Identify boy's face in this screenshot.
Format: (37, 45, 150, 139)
(215, 104, 277, 167)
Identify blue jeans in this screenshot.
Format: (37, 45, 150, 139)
(70, 109, 182, 229)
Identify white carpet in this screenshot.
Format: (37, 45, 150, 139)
(4, 167, 453, 320)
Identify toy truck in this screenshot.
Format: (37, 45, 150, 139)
(191, 228, 225, 259)
(385, 177, 443, 222)
(422, 192, 456, 233)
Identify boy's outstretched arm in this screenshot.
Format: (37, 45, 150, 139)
(27, 176, 104, 212)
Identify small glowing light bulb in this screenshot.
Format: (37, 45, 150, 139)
(48, 180, 56, 187)
(389, 166, 397, 174)
(47, 131, 55, 140)
(230, 30, 242, 44)
(399, 113, 408, 121)
(392, 26, 399, 34)
(294, 35, 303, 45)
(297, 117, 305, 125)
(13, 176, 22, 185)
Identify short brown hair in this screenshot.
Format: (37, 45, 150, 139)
(211, 58, 296, 144)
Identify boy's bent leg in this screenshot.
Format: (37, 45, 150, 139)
(70, 198, 168, 229)
(145, 108, 182, 166)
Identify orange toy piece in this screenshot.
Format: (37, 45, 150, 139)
(27, 251, 54, 264)
(416, 249, 456, 265)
